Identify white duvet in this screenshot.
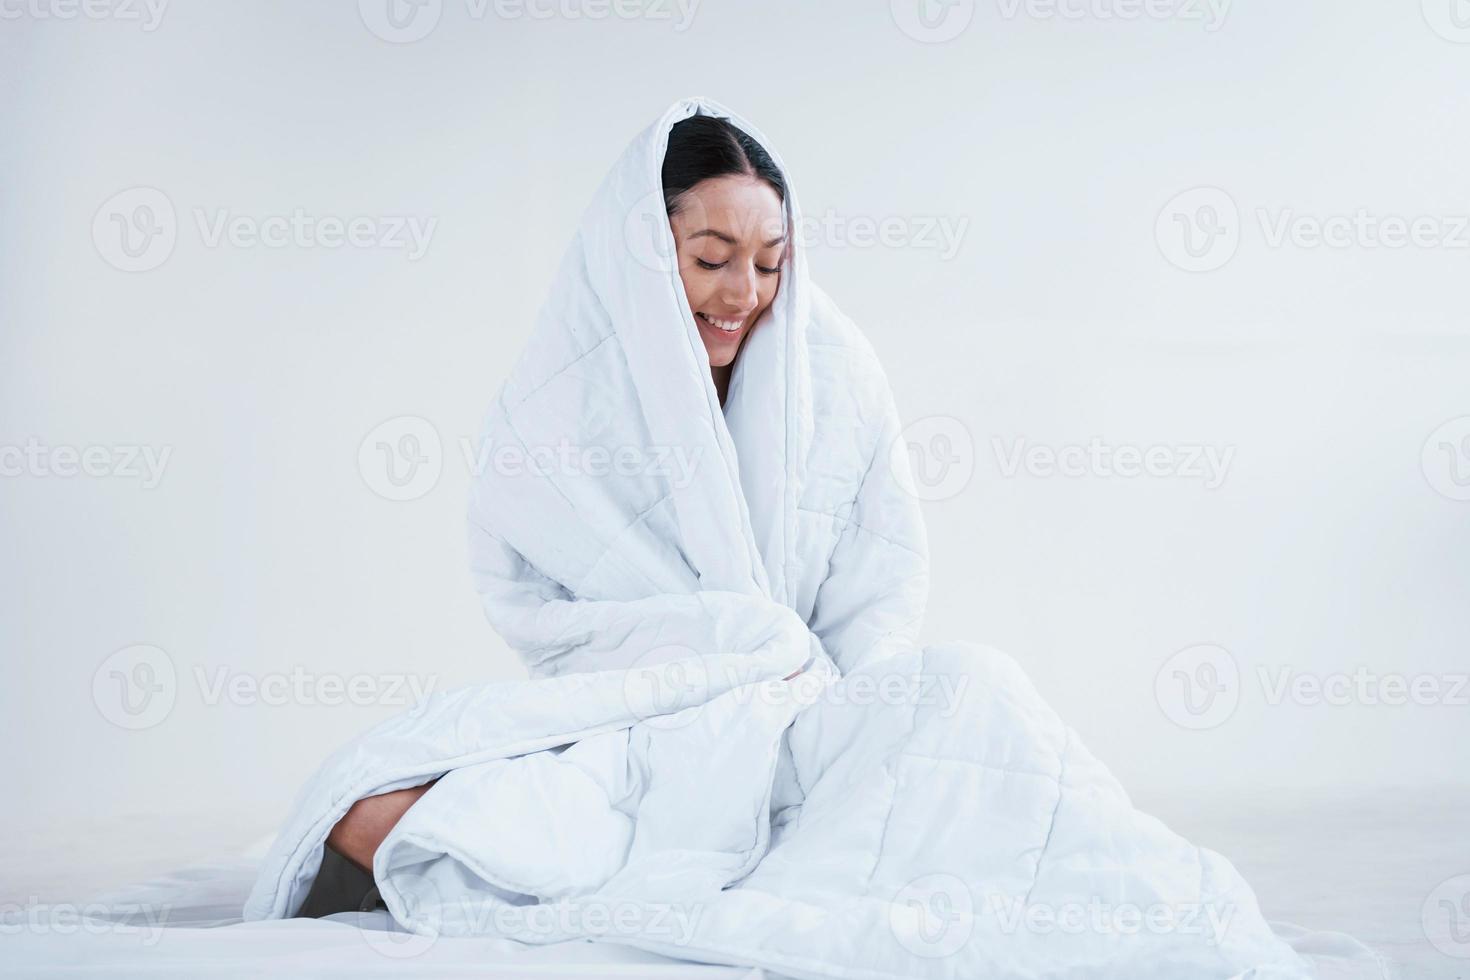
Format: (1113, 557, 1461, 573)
(243, 96, 1316, 979)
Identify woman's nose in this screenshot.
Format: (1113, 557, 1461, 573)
(723, 266, 759, 309)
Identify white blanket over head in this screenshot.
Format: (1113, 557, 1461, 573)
(243, 96, 1313, 979)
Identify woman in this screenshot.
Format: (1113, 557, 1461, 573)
(251, 97, 1311, 978)
(323, 111, 810, 875)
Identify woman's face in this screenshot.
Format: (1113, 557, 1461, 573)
(668, 175, 786, 369)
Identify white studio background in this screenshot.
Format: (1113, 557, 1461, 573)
(1, 0, 1467, 885)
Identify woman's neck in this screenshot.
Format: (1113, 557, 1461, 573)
(711, 362, 731, 408)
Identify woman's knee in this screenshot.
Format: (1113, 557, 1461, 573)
(325, 780, 438, 873)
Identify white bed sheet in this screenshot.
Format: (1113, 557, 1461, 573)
(1144, 786, 1468, 980)
(1, 838, 775, 978)
(6, 788, 1463, 978)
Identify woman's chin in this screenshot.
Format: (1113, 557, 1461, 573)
(697, 321, 745, 366)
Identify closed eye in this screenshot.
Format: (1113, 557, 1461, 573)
(697, 259, 781, 277)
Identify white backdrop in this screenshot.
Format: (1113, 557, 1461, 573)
(2, 0, 1467, 873)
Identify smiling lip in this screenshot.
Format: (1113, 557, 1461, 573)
(696, 311, 748, 333)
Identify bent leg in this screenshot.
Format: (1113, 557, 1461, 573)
(326, 779, 439, 874)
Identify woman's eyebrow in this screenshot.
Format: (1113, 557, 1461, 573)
(690, 229, 789, 248)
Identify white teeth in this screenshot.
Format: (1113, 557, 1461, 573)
(699, 312, 743, 333)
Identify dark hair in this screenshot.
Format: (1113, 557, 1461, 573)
(661, 113, 787, 217)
